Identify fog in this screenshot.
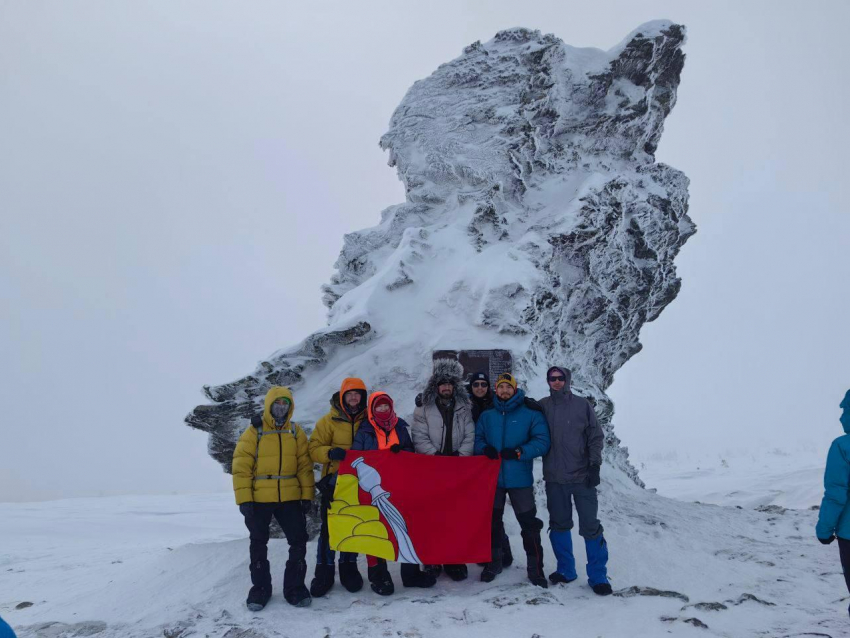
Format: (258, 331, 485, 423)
(1, 1, 847, 501)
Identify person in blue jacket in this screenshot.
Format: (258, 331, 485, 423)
(816, 389, 850, 615)
(0, 615, 17, 638)
(474, 372, 551, 587)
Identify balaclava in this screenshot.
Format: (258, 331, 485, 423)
(372, 395, 396, 432)
(270, 399, 290, 425)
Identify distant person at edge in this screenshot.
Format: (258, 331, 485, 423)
(539, 366, 612, 595)
(816, 390, 850, 616)
(232, 386, 315, 611)
(474, 372, 551, 587)
(0, 615, 17, 638)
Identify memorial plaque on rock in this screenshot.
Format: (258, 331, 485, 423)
(432, 349, 512, 383)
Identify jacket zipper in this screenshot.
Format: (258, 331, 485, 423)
(277, 425, 283, 502)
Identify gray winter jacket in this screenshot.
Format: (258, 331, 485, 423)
(413, 400, 475, 456)
(412, 358, 476, 456)
(540, 387, 603, 484)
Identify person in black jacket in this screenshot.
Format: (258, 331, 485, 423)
(350, 392, 436, 595)
(468, 371, 494, 422)
(468, 370, 514, 569)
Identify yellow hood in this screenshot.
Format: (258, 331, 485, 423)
(262, 386, 295, 430)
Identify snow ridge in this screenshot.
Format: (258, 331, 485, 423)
(186, 22, 694, 487)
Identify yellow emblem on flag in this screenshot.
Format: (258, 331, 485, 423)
(328, 473, 395, 560)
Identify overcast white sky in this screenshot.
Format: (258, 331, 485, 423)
(1, 1, 848, 502)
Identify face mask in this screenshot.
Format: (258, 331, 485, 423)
(271, 401, 290, 423)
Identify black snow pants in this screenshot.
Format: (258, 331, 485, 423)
(839, 537, 850, 597)
(241, 501, 308, 592)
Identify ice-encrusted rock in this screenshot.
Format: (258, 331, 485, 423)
(186, 21, 694, 487)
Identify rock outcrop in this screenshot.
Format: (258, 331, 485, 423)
(186, 21, 694, 488)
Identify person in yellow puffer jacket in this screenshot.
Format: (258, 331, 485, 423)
(232, 386, 315, 611)
(307, 377, 368, 597)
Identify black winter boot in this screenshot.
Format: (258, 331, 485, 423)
(246, 585, 272, 611)
(480, 548, 503, 583)
(501, 532, 514, 567)
(309, 563, 335, 598)
(401, 563, 436, 588)
(283, 559, 312, 607)
(247, 558, 272, 610)
(339, 561, 363, 593)
(424, 564, 442, 579)
(549, 571, 577, 585)
(368, 563, 394, 596)
(518, 512, 547, 589)
(443, 564, 468, 582)
(592, 583, 613, 596)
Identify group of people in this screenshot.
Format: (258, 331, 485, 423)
(231, 359, 612, 612)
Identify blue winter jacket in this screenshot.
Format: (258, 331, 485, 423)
(816, 391, 850, 540)
(0, 615, 16, 638)
(474, 389, 551, 488)
(351, 418, 414, 452)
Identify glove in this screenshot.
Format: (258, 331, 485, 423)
(389, 444, 401, 453)
(239, 502, 254, 517)
(483, 445, 499, 460)
(415, 393, 423, 408)
(328, 447, 346, 461)
(301, 500, 314, 515)
(500, 448, 520, 460)
(819, 535, 836, 545)
(250, 414, 263, 428)
(585, 464, 601, 488)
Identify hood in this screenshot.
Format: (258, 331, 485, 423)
(422, 358, 471, 408)
(841, 390, 850, 434)
(368, 391, 399, 431)
(493, 388, 526, 413)
(262, 386, 294, 430)
(547, 366, 572, 392)
(332, 377, 368, 417)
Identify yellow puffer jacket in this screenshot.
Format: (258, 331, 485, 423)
(308, 378, 367, 478)
(232, 386, 315, 505)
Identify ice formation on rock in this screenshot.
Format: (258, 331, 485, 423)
(186, 21, 694, 487)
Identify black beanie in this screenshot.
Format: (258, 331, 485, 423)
(470, 371, 489, 386)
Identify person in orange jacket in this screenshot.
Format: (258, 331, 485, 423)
(350, 392, 436, 595)
(307, 377, 368, 596)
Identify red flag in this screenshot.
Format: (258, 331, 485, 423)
(328, 451, 500, 564)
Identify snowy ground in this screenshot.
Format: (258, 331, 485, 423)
(638, 448, 825, 510)
(1, 461, 846, 638)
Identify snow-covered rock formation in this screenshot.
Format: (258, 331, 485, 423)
(186, 21, 694, 487)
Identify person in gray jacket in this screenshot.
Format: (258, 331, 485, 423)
(413, 358, 475, 581)
(539, 366, 612, 596)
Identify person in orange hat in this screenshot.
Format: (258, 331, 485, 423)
(350, 392, 436, 595)
(308, 377, 369, 597)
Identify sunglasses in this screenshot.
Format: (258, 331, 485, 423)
(471, 381, 488, 388)
(547, 376, 566, 382)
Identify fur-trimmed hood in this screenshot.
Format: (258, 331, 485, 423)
(421, 358, 471, 408)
